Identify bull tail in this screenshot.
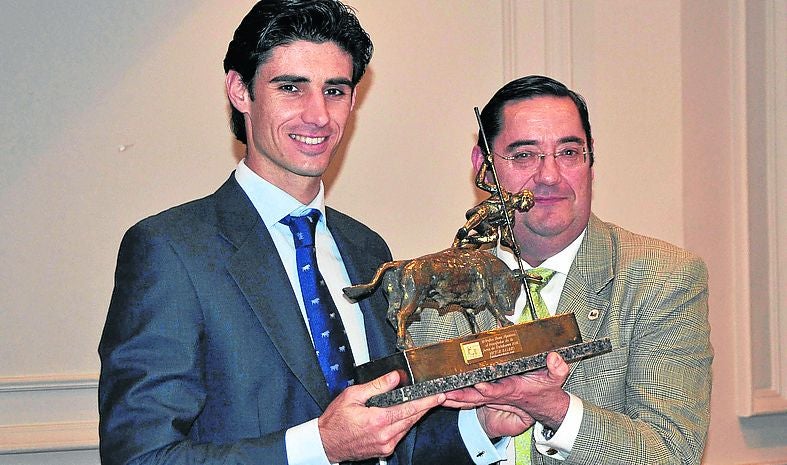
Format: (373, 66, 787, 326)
(342, 260, 403, 300)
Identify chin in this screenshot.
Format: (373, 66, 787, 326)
(294, 163, 330, 178)
(525, 218, 572, 237)
(292, 155, 332, 174)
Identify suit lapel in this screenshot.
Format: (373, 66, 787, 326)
(326, 209, 397, 361)
(557, 214, 614, 379)
(215, 176, 333, 409)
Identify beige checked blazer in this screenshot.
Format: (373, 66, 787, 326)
(409, 214, 713, 465)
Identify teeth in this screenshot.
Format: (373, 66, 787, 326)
(291, 134, 327, 145)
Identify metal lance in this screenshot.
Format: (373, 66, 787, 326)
(474, 107, 540, 321)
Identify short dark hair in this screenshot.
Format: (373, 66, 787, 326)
(478, 75, 594, 166)
(223, 0, 373, 144)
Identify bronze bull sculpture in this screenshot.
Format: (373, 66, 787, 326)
(343, 248, 524, 350)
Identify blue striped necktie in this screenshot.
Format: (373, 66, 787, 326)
(280, 209, 356, 398)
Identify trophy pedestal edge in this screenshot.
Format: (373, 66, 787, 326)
(366, 338, 612, 407)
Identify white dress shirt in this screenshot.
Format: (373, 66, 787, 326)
(457, 230, 588, 463)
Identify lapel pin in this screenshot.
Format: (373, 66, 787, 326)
(588, 309, 600, 320)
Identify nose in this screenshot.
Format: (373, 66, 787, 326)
(532, 154, 561, 185)
(302, 92, 330, 127)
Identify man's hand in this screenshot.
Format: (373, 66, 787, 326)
(318, 371, 446, 463)
(443, 352, 571, 437)
(477, 403, 536, 438)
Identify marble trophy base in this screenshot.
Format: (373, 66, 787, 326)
(355, 313, 612, 408)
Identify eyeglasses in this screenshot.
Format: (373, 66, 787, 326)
(495, 145, 591, 170)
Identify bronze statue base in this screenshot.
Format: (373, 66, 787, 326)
(355, 313, 612, 407)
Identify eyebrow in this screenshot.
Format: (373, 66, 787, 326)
(269, 74, 308, 84)
(269, 75, 354, 88)
(505, 136, 584, 152)
(326, 77, 354, 88)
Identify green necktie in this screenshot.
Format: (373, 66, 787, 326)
(514, 267, 556, 464)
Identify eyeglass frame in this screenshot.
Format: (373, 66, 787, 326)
(493, 145, 592, 169)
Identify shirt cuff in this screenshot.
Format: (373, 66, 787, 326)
(285, 418, 332, 465)
(533, 393, 584, 461)
(458, 408, 510, 464)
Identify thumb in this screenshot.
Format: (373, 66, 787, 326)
(546, 352, 569, 378)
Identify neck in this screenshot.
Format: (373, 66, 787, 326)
(244, 157, 321, 205)
(519, 251, 548, 268)
(280, 179, 321, 205)
(516, 232, 577, 268)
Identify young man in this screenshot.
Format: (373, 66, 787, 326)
(437, 76, 713, 465)
(99, 2, 500, 464)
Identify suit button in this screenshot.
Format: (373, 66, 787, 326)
(546, 448, 558, 456)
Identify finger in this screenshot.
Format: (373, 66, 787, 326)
(483, 403, 528, 414)
(444, 385, 480, 397)
(360, 371, 401, 399)
(474, 378, 521, 397)
(384, 392, 445, 422)
(444, 388, 487, 404)
(442, 399, 482, 409)
(378, 394, 445, 439)
(445, 389, 505, 407)
(474, 381, 506, 396)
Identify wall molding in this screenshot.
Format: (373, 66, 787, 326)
(0, 373, 98, 393)
(732, 0, 787, 417)
(543, 0, 573, 86)
(501, 0, 573, 84)
(0, 421, 98, 455)
(764, 0, 787, 413)
(0, 373, 99, 454)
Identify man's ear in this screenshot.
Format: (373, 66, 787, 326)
(226, 70, 250, 113)
(471, 145, 486, 172)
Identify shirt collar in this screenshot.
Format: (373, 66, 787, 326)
(234, 158, 327, 228)
(496, 228, 586, 274)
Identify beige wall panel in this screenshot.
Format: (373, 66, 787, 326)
(571, 0, 685, 246)
(336, 0, 506, 258)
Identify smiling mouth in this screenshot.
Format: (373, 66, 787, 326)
(534, 195, 565, 204)
(290, 134, 327, 145)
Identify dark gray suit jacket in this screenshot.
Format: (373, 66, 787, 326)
(98, 175, 471, 465)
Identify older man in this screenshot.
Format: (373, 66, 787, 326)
(434, 76, 713, 465)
